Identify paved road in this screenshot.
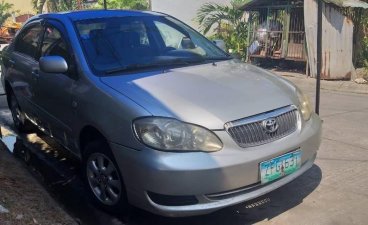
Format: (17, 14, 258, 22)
(0, 79, 367, 225)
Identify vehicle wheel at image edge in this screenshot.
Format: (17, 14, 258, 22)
(8, 92, 33, 132)
(83, 140, 130, 214)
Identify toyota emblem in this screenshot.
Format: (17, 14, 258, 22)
(262, 118, 279, 133)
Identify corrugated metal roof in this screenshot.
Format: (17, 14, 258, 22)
(240, 0, 293, 10)
(323, 0, 368, 8)
(240, 0, 368, 10)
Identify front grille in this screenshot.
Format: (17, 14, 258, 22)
(225, 105, 299, 148)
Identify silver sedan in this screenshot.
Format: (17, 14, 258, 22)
(1, 10, 321, 217)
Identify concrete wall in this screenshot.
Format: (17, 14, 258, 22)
(5, 0, 34, 14)
(151, 0, 231, 32)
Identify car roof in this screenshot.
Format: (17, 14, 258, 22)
(36, 10, 166, 22)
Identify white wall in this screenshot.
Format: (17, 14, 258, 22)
(5, 0, 34, 14)
(151, 0, 231, 32)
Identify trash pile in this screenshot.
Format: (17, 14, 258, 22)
(0, 22, 22, 44)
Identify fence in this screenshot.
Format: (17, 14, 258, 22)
(247, 5, 306, 62)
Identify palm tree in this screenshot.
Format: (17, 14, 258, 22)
(196, 2, 245, 35)
(195, 0, 250, 58)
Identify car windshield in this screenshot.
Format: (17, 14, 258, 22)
(75, 16, 231, 75)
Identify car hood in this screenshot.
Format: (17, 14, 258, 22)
(100, 60, 298, 129)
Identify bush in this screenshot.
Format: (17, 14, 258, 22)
(361, 23, 368, 72)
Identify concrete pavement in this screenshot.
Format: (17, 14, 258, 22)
(258, 75, 368, 225)
(274, 70, 368, 95)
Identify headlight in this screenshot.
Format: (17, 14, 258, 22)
(133, 117, 223, 152)
(297, 89, 312, 121)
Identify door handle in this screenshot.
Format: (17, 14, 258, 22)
(32, 70, 39, 77)
(8, 59, 15, 67)
(32, 70, 40, 81)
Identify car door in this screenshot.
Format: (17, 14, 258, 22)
(35, 21, 78, 151)
(6, 22, 43, 122)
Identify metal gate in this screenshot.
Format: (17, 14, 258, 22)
(247, 4, 306, 61)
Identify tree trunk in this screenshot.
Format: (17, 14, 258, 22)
(37, 0, 46, 14)
(47, 0, 58, 12)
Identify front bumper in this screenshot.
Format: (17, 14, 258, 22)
(111, 113, 322, 217)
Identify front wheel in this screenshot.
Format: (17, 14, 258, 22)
(8, 92, 32, 132)
(83, 140, 129, 213)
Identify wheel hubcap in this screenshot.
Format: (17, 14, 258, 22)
(86, 153, 122, 205)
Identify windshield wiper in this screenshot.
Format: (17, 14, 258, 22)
(105, 58, 203, 75)
(105, 63, 160, 74)
(205, 56, 233, 61)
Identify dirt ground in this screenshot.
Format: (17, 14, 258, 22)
(0, 129, 77, 225)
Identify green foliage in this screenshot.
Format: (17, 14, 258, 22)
(353, 10, 368, 71)
(0, 0, 14, 26)
(56, 0, 79, 11)
(32, 0, 149, 13)
(94, 0, 149, 10)
(195, 0, 250, 59)
(32, 0, 78, 13)
(361, 15, 368, 72)
(363, 34, 368, 72)
(346, 4, 368, 71)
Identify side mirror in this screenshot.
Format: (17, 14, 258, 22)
(213, 39, 227, 52)
(39, 56, 68, 73)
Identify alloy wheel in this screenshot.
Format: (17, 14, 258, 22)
(86, 153, 122, 206)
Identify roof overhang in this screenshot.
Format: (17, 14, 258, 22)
(324, 0, 368, 8)
(240, 0, 368, 10)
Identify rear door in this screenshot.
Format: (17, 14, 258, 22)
(6, 22, 43, 122)
(35, 20, 78, 150)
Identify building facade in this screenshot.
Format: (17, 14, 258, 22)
(151, 0, 231, 32)
(6, 0, 34, 14)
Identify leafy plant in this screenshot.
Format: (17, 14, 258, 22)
(32, 0, 78, 13)
(363, 35, 368, 73)
(32, 0, 149, 13)
(361, 14, 368, 73)
(0, 0, 14, 27)
(94, 0, 149, 10)
(195, 0, 250, 59)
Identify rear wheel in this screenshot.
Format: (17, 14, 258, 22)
(83, 140, 129, 213)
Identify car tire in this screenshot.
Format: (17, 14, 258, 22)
(82, 139, 130, 214)
(8, 92, 33, 133)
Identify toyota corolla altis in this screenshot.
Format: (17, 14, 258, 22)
(1, 10, 321, 217)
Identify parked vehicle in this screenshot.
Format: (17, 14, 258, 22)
(0, 10, 321, 217)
